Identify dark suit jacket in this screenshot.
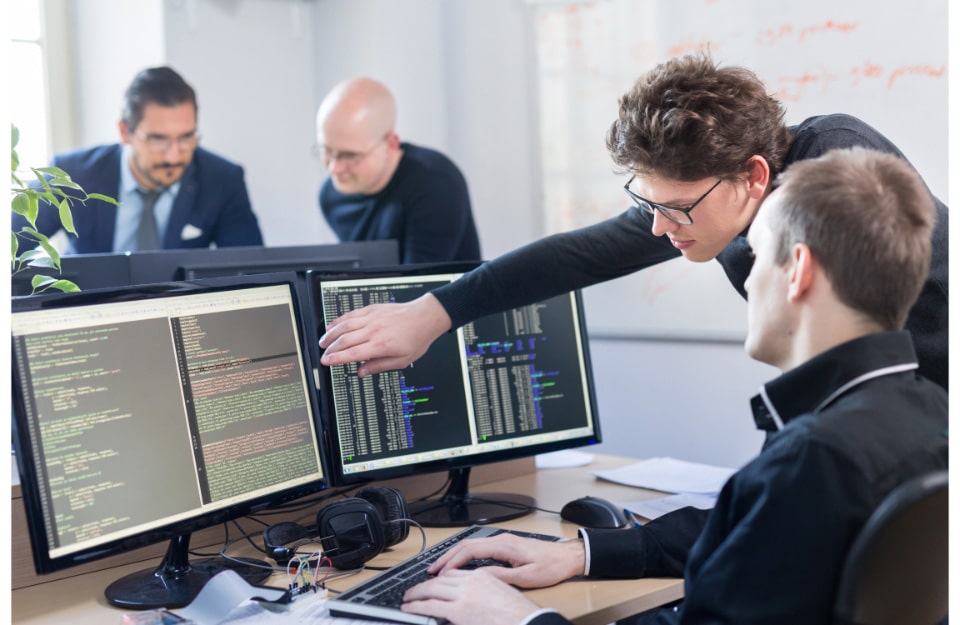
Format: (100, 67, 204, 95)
(15, 143, 263, 253)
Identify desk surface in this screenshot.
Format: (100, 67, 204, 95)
(12, 454, 683, 625)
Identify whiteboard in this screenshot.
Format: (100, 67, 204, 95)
(528, 0, 948, 340)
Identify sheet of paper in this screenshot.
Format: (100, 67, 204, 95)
(173, 570, 287, 625)
(622, 493, 719, 521)
(212, 591, 394, 625)
(594, 457, 735, 495)
(170, 571, 397, 625)
(535, 449, 595, 469)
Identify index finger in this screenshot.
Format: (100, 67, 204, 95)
(318, 307, 373, 348)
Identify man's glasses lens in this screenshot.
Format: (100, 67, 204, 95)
(142, 132, 198, 153)
(318, 147, 364, 166)
(623, 176, 721, 226)
(624, 177, 694, 225)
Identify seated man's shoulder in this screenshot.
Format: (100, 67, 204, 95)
(53, 143, 122, 169)
(190, 146, 244, 173)
(403, 142, 460, 171)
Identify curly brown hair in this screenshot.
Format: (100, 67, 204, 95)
(606, 53, 793, 182)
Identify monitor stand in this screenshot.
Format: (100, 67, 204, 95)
(104, 532, 271, 610)
(407, 467, 536, 527)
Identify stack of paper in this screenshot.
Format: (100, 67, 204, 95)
(594, 457, 737, 520)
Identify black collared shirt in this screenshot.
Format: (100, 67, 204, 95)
(432, 114, 948, 390)
(574, 331, 947, 625)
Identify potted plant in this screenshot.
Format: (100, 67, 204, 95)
(10, 123, 117, 293)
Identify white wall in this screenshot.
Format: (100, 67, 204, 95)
(57, 0, 786, 469)
(164, 0, 330, 246)
(587, 339, 775, 468)
(68, 0, 165, 147)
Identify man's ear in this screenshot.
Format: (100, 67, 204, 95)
(787, 242, 815, 301)
(744, 155, 771, 200)
(118, 120, 131, 145)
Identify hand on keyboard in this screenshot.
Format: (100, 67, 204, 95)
(428, 532, 585, 589)
(402, 568, 541, 625)
(327, 526, 569, 625)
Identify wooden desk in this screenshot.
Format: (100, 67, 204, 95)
(11, 454, 683, 625)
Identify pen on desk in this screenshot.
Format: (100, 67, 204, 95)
(623, 509, 643, 528)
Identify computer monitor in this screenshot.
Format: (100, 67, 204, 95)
(11, 242, 399, 296)
(10, 274, 329, 609)
(127, 241, 400, 284)
(11, 252, 133, 296)
(310, 264, 601, 526)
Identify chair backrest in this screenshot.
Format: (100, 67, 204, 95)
(834, 470, 948, 625)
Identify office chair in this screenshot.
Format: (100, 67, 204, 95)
(834, 470, 948, 625)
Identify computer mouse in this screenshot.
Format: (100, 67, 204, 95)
(560, 496, 629, 529)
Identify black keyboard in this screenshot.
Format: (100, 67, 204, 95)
(327, 525, 563, 625)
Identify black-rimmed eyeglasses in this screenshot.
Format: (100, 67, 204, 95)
(623, 175, 723, 225)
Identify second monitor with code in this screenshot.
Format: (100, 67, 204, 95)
(310, 263, 601, 526)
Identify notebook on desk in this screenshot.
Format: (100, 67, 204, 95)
(327, 525, 563, 625)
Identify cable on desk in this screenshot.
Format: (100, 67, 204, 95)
(361, 518, 427, 570)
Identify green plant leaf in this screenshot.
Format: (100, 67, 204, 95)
(51, 279, 81, 293)
(11, 192, 32, 216)
(35, 189, 59, 207)
(33, 166, 70, 178)
(32, 169, 54, 192)
(19, 247, 55, 267)
(58, 198, 78, 235)
(32, 276, 80, 293)
(12, 126, 103, 294)
(30, 274, 80, 293)
(19, 225, 43, 240)
(31, 274, 56, 289)
(87, 192, 120, 205)
(36, 236, 62, 271)
(26, 191, 40, 225)
(48, 176, 82, 190)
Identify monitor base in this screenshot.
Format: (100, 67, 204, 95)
(104, 533, 272, 610)
(408, 492, 536, 527)
(406, 467, 536, 527)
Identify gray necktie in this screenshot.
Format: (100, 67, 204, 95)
(135, 187, 163, 250)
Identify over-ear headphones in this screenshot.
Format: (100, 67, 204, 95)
(263, 486, 409, 569)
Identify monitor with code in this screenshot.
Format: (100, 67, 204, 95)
(11, 275, 329, 609)
(311, 264, 600, 526)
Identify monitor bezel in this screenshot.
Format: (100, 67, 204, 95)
(127, 241, 400, 285)
(10, 272, 332, 575)
(307, 262, 602, 488)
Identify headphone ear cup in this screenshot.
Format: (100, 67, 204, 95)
(316, 498, 385, 569)
(356, 486, 409, 547)
(262, 521, 313, 565)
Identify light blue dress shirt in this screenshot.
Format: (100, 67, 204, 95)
(113, 145, 180, 252)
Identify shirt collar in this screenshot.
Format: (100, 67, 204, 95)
(120, 145, 139, 196)
(751, 331, 919, 432)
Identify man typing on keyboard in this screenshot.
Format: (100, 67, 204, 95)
(400, 148, 948, 625)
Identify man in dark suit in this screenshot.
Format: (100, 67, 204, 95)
(15, 66, 263, 253)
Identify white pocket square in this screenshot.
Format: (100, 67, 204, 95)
(180, 224, 203, 240)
